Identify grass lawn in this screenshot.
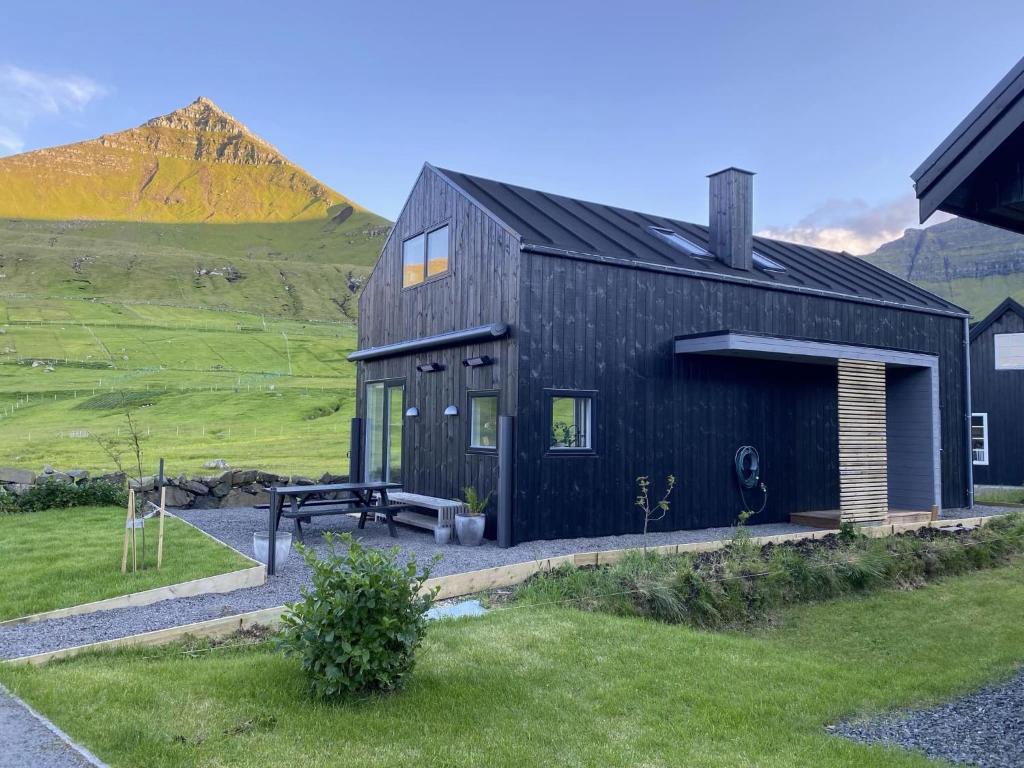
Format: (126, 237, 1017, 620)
(0, 506, 253, 621)
(2, 562, 1023, 767)
(976, 486, 1024, 505)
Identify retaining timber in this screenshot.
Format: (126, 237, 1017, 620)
(3, 515, 1002, 667)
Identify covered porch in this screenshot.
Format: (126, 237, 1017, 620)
(675, 331, 941, 527)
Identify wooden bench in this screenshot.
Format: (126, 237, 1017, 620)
(384, 492, 466, 533)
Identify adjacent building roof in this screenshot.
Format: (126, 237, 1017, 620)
(912, 55, 1024, 233)
(434, 166, 966, 316)
(970, 296, 1024, 341)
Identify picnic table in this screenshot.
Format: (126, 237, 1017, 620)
(265, 481, 401, 575)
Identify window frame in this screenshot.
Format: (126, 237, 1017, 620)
(544, 388, 597, 457)
(466, 389, 500, 455)
(971, 412, 989, 466)
(401, 221, 452, 290)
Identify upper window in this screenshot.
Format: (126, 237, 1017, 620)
(752, 251, 786, 273)
(647, 226, 712, 258)
(549, 392, 594, 452)
(469, 392, 498, 451)
(971, 413, 989, 465)
(402, 224, 450, 288)
(994, 332, 1024, 370)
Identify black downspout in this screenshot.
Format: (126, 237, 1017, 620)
(964, 317, 974, 509)
(349, 417, 364, 483)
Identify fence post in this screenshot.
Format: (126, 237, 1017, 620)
(497, 416, 514, 548)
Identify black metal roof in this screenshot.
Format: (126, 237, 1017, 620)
(912, 56, 1024, 234)
(969, 296, 1024, 341)
(434, 166, 966, 316)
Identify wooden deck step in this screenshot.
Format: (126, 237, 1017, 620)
(791, 508, 935, 529)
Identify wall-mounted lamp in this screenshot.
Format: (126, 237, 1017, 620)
(416, 362, 445, 373)
(443, 405, 459, 417)
(462, 355, 494, 367)
(405, 407, 419, 418)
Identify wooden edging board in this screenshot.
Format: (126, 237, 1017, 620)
(4, 514, 1003, 667)
(0, 513, 266, 628)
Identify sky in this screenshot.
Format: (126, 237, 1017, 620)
(2, 1, 1024, 254)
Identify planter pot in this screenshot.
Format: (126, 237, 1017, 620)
(455, 514, 485, 546)
(434, 526, 452, 546)
(252, 531, 292, 566)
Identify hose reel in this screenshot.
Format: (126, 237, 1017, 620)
(734, 445, 768, 516)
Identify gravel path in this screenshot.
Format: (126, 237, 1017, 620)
(835, 667, 1024, 768)
(0, 685, 106, 768)
(941, 504, 1013, 520)
(0, 507, 811, 660)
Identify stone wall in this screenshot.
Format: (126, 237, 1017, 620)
(0, 466, 348, 509)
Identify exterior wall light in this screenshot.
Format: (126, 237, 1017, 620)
(405, 407, 419, 417)
(444, 405, 458, 417)
(462, 355, 494, 367)
(416, 362, 445, 373)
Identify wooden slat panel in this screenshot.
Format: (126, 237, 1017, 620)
(838, 358, 887, 523)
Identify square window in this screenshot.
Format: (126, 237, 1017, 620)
(427, 225, 449, 276)
(469, 393, 498, 450)
(550, 394, 592, 451)
(402, 233, 425, 287)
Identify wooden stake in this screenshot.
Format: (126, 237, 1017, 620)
(156, 485, 166, 570)
(130, 489, 137, 573)
(121, 491, 133, 574)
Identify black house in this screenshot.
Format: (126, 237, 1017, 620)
(350, 164, 971, 545)
(969, 298, 1024, 486)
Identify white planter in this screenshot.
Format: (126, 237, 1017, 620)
(434, 526, 452, 545)
(253, 531, 292, 566)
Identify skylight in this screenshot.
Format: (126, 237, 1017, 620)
(647, 226, 712, 258)
(752, 251, 786, 272)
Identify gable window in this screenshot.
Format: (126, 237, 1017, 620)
(402, 224, 450, 288)
(994, 332, 1024, 370)
(971, 413, 989, 465)
(469, 391, 498, 451)
(547, 390, 595, 453)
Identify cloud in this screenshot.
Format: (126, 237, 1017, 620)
(758, 194, 955, 255)
(0, 64, 107, 156)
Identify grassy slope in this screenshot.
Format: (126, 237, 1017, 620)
(0, 505, 252, 621)
(2, 562, 1022, 766)
(0, 299, 359, 475)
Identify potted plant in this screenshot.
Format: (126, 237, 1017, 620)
(455, 486, 491, 546)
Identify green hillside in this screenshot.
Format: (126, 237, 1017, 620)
(863, 217, 1024, 318)
(0, 298, 358, 474)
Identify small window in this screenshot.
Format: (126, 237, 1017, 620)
(994, 333, 1024, 370)
(971, 413, 989, 465)
(427, 226, 449, 276)
(402, 233, 425, 287)
(549, 392, 593, 451)
(469, 392, 498, 451)
(752, 251, 786, 272)
(402, 224, 450, 288)
(647, 226, 712, 258)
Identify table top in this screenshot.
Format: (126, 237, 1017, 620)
(270, 481, 401, 495)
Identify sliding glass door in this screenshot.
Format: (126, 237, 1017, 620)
(364, 380, 404, 483)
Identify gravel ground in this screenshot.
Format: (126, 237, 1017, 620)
(0, 507, 812, 660)
(0, 685, 106, 768)
(940, 504, 1013, 520)
(835, 667, 1024, 768)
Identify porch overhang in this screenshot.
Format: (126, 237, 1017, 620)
(673, 331, 937, 369)
(675, 330, 941, 517)
(348, 323, 509, 362)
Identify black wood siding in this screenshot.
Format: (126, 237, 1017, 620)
(513, 251, 969, 543)
(356, 167, 520, 528)
(971, 310, 1024, 485)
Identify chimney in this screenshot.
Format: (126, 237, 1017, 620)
(708, 167, 754, 270)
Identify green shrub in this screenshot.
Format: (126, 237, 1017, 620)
(278, 532, 437, 700)
(0, 480, 127, 515)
